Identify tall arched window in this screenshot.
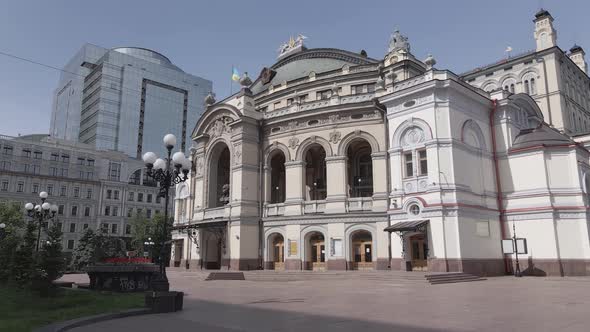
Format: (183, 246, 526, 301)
(270, 152, 286, 203)
(346, 140, 373, 198)
(304, 145, 327, 201)
(502, 79, 516, 93)
(208, 144, 231, 208)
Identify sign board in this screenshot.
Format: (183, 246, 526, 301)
(515, 238, 528, 254)
(289, 240, 298, 256)
(501, 239, 514, 254)
(143, 252, 149, 258)
(331, 239, 342, 256)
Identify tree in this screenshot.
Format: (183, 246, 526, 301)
(150, 213, 172, 266)
(130, 211, 171, 264)
(92, 231, 127, 262)
(37, 222, 66, 292)
(129, 211, 154, 254)
(12, 222, 38, 287)
(69, 228, 95, 271)
(0, 202, 26, 282)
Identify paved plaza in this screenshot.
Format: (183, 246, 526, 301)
(62, 270, 590, 332)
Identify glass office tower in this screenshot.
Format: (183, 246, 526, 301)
(50, 44, 212, 158)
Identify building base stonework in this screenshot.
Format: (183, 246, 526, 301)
(513, 258, 590, 277)
(376, 258, 390, 270)
(285, 259, 302, 270)
(327, 259, 347, 270)
(229, 259, 261, 271)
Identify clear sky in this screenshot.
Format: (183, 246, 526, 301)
(0, 0, 588, 137)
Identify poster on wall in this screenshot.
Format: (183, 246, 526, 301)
(331, 239, 342, 256)
(289, 240, 298, 256)
(515, 238, 528, 254)
(501, 239, 514, 254)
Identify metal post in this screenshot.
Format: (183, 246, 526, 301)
(513, 220, 522, 277)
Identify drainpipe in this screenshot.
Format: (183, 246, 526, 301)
(374, 99, 392, 269)
(490, 99, 510, 274)
(258, 120, 264, 269)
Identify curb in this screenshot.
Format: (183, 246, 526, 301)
(33, 308, 152, 332)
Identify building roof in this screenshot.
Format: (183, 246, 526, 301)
(511, 124, 573, 150)
(570, 44, 584, 54)
(250, 48, 379, 94)
(111, 47, 184, 72)
(459, 49, 537, 77)
(534, 8, 552, 20)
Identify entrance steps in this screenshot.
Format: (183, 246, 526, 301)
(206, 272, 245, 281)
(425, 272, 486, 285)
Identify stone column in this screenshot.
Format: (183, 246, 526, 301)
(371, 151, 388, 211)
(325, 155, 347, 213)
(284, 160, 304, 215)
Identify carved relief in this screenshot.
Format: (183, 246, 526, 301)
(329, 130, 341, 144)
(196, 158, 204, 175)
(288, 136, 300, 149)
(419, 180, 428, 190)
(401, 126, 425, 147)
(207, 116, 233, 138)
(233, 145, 242, 165)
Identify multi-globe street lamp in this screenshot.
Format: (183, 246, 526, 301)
(142, 134, 191, 291)
(144, 237, 155, 260)
(24, 191, 58, 251)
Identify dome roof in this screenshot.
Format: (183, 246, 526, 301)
(250, 48, 378, 94)
(512, 124, 572, 150)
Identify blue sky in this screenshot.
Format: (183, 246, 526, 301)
(0, 0, 588, 136)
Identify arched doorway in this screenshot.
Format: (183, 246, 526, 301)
(304, 145, 327, 201)
(270, 152, 286, 203)
(350, 230, 373, 270)
(202, 229, 224, 270)
(304, 231, 326, 271)
(267, 233, 285, 270)
(346, 140, 373, 197)
(208, 144, 231, 208)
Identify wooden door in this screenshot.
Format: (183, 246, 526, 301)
(352, 242, 373, 270)
(410, 235, 427, 271)
(274, 242, 284, 271)
(311, 240, 326, 271)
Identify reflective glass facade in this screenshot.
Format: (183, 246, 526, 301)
(51, 44, 212, 158)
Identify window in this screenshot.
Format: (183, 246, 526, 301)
(47, 185, 53, 196)
(77, 157, 85, 165)
(56, 222, 63, 231)
(101, 223, 109, 234)
(67, 240, 75, 250)
(61, 154, 70, 163)
(71, 206, 78, 216)
(17, 182, 24, 192)
(0, 161, 11, 170)
(33, 165, 40, 174)
(404, 152, 414, 177)
(61, 168, 68, 177)
(3, 146, 13, 155)
(146, 209, 152, 219)
(273, 101, 281, 110)
(22, 149, 31, 158)
(299, 94, 308, 103)
(34, 151, 42, 159)
(351, 83, 376, 95)
(86, 172, 93, 180)
(73, 187, 79, 198)
(114, 190, 119, 200)
(147, 194, 152, 203)
(125, 224, 131, 235)
(316, 89, 331, 100)
(418, 150, 428, 176)
(1, 181, 8, 191)
(86, 189, 92, 199)
(69, 223, 76, 233)
(137, 208, 143, 216)
(49, 167, 58, 176)
(287, 98, 294, 106)
(50, 153, 59, 161)
(111, 224, 118, 234)
(408, 204, 421, 216)
(87, 159, 94, 166)
(23, 164, 30, 173)
(156, 195, 161, 204)
(138, 193, 143, 202)
(128, 192, 134, 201)
(58, 205, 64, 215)
(127, 208, 133, 217)
(108, 162, 121, 181)
(60, 186, 67, 196)
(84, 206, 90, 217)
(106, 190, 112, 199)
(83, 223, 89, 230)
(112, 206, 118, 217)
(32, 183, 39, 193)
(104, 206, 110, 216)
(79, 171, 85, 179)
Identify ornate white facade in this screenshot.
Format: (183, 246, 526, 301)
(171, 9, 590, 276)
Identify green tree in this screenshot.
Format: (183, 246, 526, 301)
(92, 232, 127, 261)
(150, 213, 172, 266)
(129, 211, 153, 254)
(12, 222, 38, 287)
(0, 202, 26, 282)
(36, 221, 66, 295)
(70, 228, 96, 271)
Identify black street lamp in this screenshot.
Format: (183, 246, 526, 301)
(24, 191, 58, 251)
(512, 220, 522, 277)
(144, 237, 155, 261)
(142, 134, 191, 292)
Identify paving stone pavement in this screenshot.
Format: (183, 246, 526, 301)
(61, 270, 590, 332)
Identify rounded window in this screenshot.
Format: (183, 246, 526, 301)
(408, 204, 421, 216)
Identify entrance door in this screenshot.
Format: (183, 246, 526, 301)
(273, 241, 284, 271)
(173, 240, 183, 267)
(311, 239, 326, 271)
(409, 235, 427, 271)
(352, 242, 373, 270)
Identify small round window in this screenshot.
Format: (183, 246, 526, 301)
(408, 204, 421, 216)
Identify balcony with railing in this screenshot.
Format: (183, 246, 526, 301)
(347, 197, 373, 212)
(264, 203, 285, 217)
(304, 200, 326, 214)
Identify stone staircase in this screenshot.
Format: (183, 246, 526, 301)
(205, 272, 246, 281)
(425, 272, 486, 285)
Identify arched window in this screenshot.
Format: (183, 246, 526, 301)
(346, 139, 373, 198)
(530, 78, 536, 95)
(304, 144, 327, 201)
(208, 144, 231, 208)
(270, 152, 286, 203)
(502, 79, 516, 93)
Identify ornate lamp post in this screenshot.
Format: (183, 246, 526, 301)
(142, 134, 191, 292)
(24, 191, 58, 251)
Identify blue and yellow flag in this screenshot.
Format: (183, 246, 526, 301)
(232, 67, 240, 81)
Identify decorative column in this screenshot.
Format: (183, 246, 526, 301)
(371, 151, 388, 211)
(284, 160, 305, 215)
